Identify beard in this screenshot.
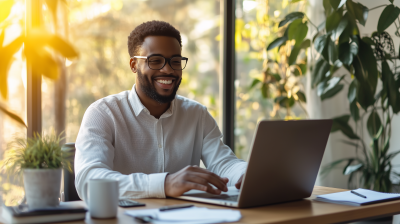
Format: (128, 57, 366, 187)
(136, 68, 181, 104)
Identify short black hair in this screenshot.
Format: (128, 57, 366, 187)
(127, 20, 182, 57)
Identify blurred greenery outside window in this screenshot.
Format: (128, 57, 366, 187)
(2, 0, 221, 205)
(61, 0, 222, 143)
(235, 0, 308, 160)
(0, 0, 26, 205)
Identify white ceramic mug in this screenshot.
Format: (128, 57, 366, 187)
(83, 179, 119, 219)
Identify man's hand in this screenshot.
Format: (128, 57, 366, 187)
(235, 174, 244, 189)
(165, 165, 229, 197)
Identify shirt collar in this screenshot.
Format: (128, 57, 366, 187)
(129, 84, 175, 118)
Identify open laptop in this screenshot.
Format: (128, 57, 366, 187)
(174, 119, 332, 208)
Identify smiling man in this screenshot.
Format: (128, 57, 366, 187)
(75, 21, 247, 200)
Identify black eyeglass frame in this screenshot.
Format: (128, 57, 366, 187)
(132, 55, 188, 70)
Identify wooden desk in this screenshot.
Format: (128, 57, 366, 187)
(55, 186, 400, 224)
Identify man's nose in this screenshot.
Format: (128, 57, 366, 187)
(159, 61, 174, 74)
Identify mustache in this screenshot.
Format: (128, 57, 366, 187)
(152, 75, 180, 79)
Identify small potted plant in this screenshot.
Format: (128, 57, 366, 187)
(2, 132, 72, 209)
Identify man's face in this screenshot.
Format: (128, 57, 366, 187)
(131, 36, 182, 104)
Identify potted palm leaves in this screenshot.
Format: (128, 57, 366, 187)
(2, 132, 72, 209)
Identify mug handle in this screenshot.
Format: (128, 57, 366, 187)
(83, 182, 89, 205)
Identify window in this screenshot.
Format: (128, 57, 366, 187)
(235, 0, 308, 160)
(65, 0, 222, 142)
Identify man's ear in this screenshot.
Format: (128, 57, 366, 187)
(130, 58, 137, 73)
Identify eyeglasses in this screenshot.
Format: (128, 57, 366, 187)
(132, 55, 188, 70)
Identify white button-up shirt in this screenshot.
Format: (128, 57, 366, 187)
(75, 85, 247, 199)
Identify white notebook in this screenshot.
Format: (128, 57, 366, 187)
(315, 188, 400, 206)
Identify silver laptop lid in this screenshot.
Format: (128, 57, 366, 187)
(237, 119, 332, 208)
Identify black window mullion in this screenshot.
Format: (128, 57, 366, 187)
(222, 0, 236, 151)
(26, 0, 42, 138)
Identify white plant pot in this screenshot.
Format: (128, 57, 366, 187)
(23, 169, 62, 209)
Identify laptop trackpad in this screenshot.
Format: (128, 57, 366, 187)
(183, 186, 240, 200)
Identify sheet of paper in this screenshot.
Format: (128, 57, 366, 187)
(125, 206, 241, 224)
(316, 188, 400, 205)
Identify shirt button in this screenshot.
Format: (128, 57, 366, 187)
(158, 144, 162, 148)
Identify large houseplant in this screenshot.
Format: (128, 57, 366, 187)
(268, 0, 400, 192)
(2, 132, 72, 209)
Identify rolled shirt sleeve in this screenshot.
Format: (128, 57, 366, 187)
(201, 108, 247, 186)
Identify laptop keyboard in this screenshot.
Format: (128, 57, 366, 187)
(186, 193, 239, 201)
(215, 195, 239, 201)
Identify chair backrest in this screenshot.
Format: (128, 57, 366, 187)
(62, 143, 81, 201)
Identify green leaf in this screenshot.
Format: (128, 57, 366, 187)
(382, 60, 400, 113)
(367, 111, 383, 139)
(300, 39, 311, 49)
(275, 96, 287, 107)
(351, 38, 378, 109)
(25, 29, 79, 59)
(314, 35, 330, 61)
(333, 14, 349, 40)
(348, 78, 357, 103)
(296, 91, 306, 102)
(346, 0, 369, 26)
(321, 84, 344, 100)
(338, 15, 352, 44)
(267, 36, 288, 51)
(362, 37, 375, 46)
(339, 42, 353, 66)
(318, 75, 345, 100)
(342, 159, 354, 174)
(331, 60, 343, 74)
(377, 5, 400, 33)
(250, 79, 261, 89)
(287, 97, 295, 107)
(329, 0, 347, 10)
(0, 0, 13, 23)
(345, 163, 363, 175)
(271, 73, 281, 82)
(331, 115, 360, 139)
(0, 36, 24, 99)
(323, 0, 333, 17)
(261, 83, 269, 99)
(0, 104, 27, 127)
(48, 35, 79, 59)
(288, 19, 308, 45)
(382, 137, 390, 156)
(311, 58, 330, 87)
(326, 10, 342, 33)
(278, 12, 305, 27)
(289, 44, 301, 66)
(350, 101, 360, 121)
(328, 38, 338, 64)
